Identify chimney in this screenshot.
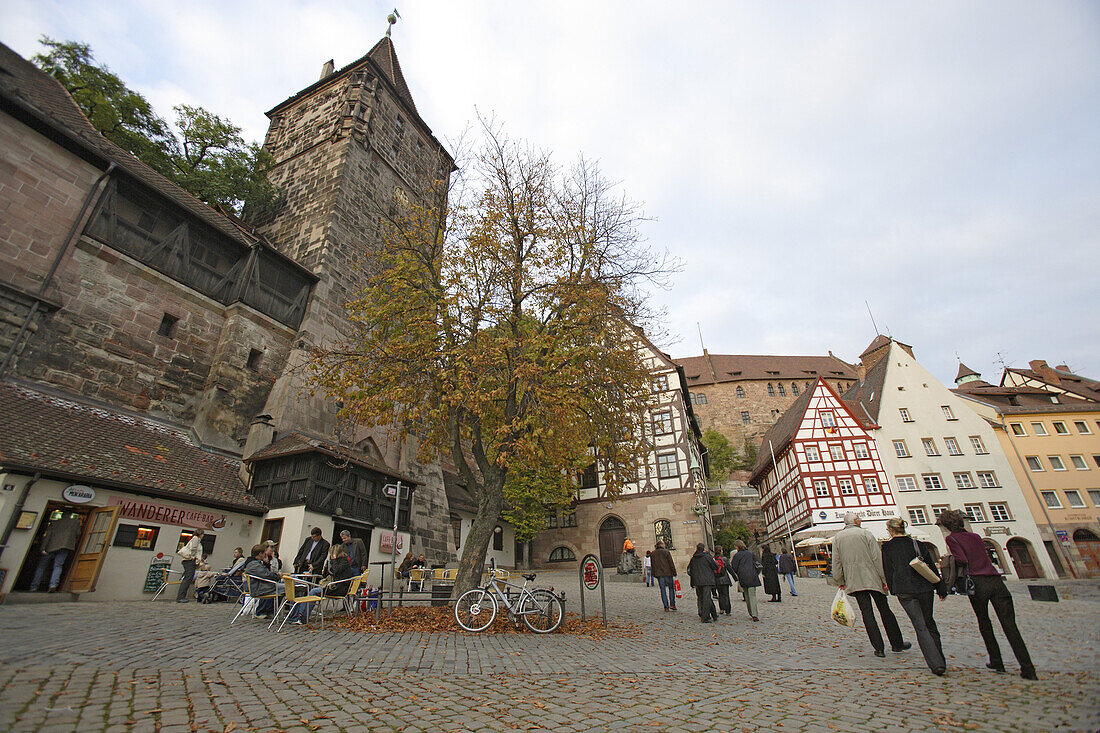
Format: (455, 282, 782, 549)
(320, 59, 335, 80)
(857, 363, 867, 381)
(1029, 359, 1060, 384)
(1056, 364, 1070, 373)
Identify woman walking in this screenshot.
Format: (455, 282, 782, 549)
(713, 545, 734, 615)
(728, 540, 761, 621)
(643, 550, 653, 587)
(881, 518, 946, 676)
(761, 545, 782, 602)
(936, 510, 1036, 680)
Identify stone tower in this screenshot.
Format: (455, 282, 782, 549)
(247, 37, 456, 559)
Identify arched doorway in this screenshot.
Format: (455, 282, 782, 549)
(1006, 538, 1041, 579)
(598, 516, 626, 568)
(1073, 529, 1100, 576)
(982, 539, 1007, 574)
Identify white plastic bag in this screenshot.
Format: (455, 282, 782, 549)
(240, 595, 257, 616)
(830, 588, 858, 629)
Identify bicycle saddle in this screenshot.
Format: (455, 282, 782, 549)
(522, 573, 537, 581)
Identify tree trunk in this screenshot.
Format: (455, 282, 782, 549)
(453, 480, 506, 597)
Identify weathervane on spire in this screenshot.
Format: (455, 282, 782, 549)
(386, 8, 401, 37)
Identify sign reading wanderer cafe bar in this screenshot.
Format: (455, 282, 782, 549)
(108, 496, 227, 530)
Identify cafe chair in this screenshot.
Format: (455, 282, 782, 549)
(332, 571, 369, 618)
(232, 574, 284, 625)
(442, 568, 458, 582)
(273, 575, 325, 632)
(408, 568, 426, 592)
(150, 567, 183, 601)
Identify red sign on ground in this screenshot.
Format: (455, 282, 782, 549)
(582, 557, 600, 590)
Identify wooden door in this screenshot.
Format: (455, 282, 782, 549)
(1074, 530, 1100, 577)
(64, 506, 120, 593)
(598, 517, 625, 568)
(1006, 538, 1039, 579)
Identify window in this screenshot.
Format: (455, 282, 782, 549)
(954, 472, 974, 489)
(390, 144, 399, 159)
(546, 512, 559, 529)
(829, 445, 845, 461)
(922, 438, 939, 456)
(989, 503, 1011, 522)
(113, 524, 161, 550)
(908, 507, 928, 525)
(548, 546, 575, 562)
(1010, 423, 1026, 436)
(1041, 491, 1062, 509)
(863, 476, 880, 493)
(157, 313, 179, 338)
(805, 445, 820, 461)
(767, 383, 776, 397)
(493, 527, 503, 551)
(741, 411, 751, 424)
(899, 408, 913, 422)
(820, 411, 835, 428)
(969, 436, 987, 454)
(791, 383, 799, 396)
(563, 510, 577, 528)
(922, 474, 944, 490)
(964, 504, 986, 523)
(893, 440, 910, 458)
(1089, 490, 1100, 506)
(942, 405, 956, 420)
(696, 393, 708, 405)
(1048, 455, 1066, 471)
(736, 386, 745, 398)
(654, 519, 674, 549)
(578, 463, 598, 489)
(1074, 420, 1091, 435)
(657, 453, 678, 478)
(838, 478, 855, 495)
(653, 374, 669, 392)
(246, 348, 263, 371)
(896, 475, 919, 492)
(944, 437, 962, 456)
(1053, 421, 1069, 435)
(1031, 422, 1048, 436)
(814, 480, 830, 497)
(652, 411, 673, 435)
(976, 471, 999, 488)
(1065, 490, 1086, 508)
(177, 530, 215, 556)
(854, 443, 869, 459)
(1025, 456, 1044, 471)
(931, 505, 950, 520)
(777, 384, 786, 396)
(1070, 454, 1088, 470)
(1095, 455, 1100, 469)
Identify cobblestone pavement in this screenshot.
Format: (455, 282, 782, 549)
(0, 575, 1097, 732)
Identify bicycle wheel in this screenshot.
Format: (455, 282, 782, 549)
(520, 589, 563, 633)
(454, 588, 498, 632)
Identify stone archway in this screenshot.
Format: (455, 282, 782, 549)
(1073, 529, 1100, 576)
(982, 539, 1008, 574)
(1006, 537, 1041, 579)
(598, 516, 626, 568)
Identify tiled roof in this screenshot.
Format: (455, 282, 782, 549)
(748, 383, 816, 481)
(442, 471, 478, 515)
(840, 354, 890, 426)
(0, 42, 312, 280)
(953, 386, 1100, 415)
(244, 432, 417, 485)
(860, 334, 892, 357)
(1003, 367, 1100, 402)
(956, 362, 980, 381)
(673, 353, 856, 386)
(0, 382, 263, 513)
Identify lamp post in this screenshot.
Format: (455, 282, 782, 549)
(383, 480, 404, 610)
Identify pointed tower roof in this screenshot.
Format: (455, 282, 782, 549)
(367, 36, 417, 113)
(956, 362, 979, 382)
(859, 334, 892, 358)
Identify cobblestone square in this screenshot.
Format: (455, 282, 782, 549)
(0, 575, 1097, 732)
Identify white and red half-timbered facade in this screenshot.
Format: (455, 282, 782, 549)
(749, 378, 898, 544)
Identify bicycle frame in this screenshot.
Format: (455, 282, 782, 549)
(481, 573, 540, 620)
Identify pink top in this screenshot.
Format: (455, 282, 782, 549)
(945, 530, 999, 576)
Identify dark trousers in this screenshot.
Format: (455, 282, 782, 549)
(656, 576, 676, 609)
(970, 574, 1034, 673)
(898, 592, 946, 672)
(850, 589, 905, 652)
(695, 585, 718, 621)
(177, 559, 197, 600)
(715, 584, 732, 614)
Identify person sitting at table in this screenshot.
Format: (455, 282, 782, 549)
(287, 545, 356, 625)
(397, 551, 423, 578)
(241, 544, 281, 618)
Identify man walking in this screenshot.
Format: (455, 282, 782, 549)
(687, 543, 720, 623)
(30, 512, 82, 592)
(650, 541, 678, 611)
(176, 530, 204, 603)
(832, 513, 910, 658)
(777, 548, 798, 597)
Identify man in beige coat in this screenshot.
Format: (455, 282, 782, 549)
(832, 513, 910, 658)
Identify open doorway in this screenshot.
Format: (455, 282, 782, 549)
(333, 522, 372, 570)
(13, 502, 92, 591)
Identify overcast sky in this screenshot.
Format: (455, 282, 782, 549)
(4, 1, 1098, 387)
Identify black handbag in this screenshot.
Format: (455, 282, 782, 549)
(955, 571, 976, 596)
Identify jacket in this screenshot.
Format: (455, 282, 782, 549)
(178, 536, 203, 563)
(294, 536, 330, 573)
(342, 538, 368, 569)
(42, 516, 82, 553)
(832, 525, 887, 593)
(728, 549, 761, 588)
(712, 553, 734, 586)
(882, 536, 941, 596)
(241, 557, 281, 597)
(777, 553, 797, 575)
(649, 548, 677, 577)
(687, 549, 720, 588)
(324, 556, 356, 598)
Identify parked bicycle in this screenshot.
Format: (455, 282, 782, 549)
(454, 560, 564, 633)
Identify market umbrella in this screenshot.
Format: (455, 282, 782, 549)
(795, 537, 831, 548)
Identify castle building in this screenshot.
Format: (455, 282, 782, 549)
(953, 363, 1100, 578)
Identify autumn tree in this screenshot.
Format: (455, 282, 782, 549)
(702, 428, 737, 484)
(310, 122, 675, 595)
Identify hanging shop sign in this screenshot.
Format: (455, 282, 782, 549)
(107, 497, 226, 530)
(62, 485, 96, 504)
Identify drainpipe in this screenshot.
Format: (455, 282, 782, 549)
(0, 162, 116, 376)
(0, 472, 42, 563)
(999, 417, 1080, 579)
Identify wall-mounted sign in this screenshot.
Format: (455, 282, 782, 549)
(378, 530, 404, 553)
(15, 510, 37, 529)
(62, 485, 96, 504)
(983, 526, 1010, 536)
(1055, 530, 1071, 545)
(107, 497, 226, 530)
